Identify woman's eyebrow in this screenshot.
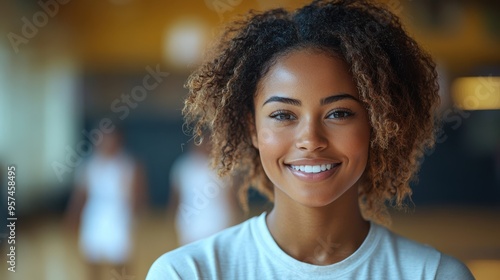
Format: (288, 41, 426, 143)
(262, 96, 301, 107)
(262, 93, 359, 107)
(320, 93, 360, 105)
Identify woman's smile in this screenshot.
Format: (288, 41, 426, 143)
(284, 158, 342, 182)
(287, 162, 341, 182)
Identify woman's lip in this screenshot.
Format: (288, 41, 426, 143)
(286, 163, 341, 182)
(285, 159, 341, 165)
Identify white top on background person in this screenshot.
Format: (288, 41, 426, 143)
(77, 150, 135, 263)
(169, 139, 238, 245)
(67, 129, 146, 265)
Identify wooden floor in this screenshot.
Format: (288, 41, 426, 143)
(1, 206, 499, 280)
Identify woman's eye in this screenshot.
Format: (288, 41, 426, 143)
(270, 111, 296, 121)
(327, 110, 354, 119)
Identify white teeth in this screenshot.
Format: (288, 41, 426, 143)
(291, 164, 335, 174)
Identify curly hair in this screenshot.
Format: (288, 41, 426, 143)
(183, 0, 440, 224)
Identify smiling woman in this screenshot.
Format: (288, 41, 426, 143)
(147, 0, 475, 279)
(252, 51, 371, 212)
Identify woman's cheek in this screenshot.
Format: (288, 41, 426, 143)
(257, 127, 287, 184)
(258, 127, 282, 146)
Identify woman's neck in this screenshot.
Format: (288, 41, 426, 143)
(266, 185, 369, 265)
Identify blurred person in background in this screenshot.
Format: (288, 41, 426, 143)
(65, 125, 147, 280)
(169, 133, 240, 246)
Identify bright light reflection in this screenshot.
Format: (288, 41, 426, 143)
(451, 76, 500, 110)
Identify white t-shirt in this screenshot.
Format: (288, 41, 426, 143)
(147, 212, 474, 280)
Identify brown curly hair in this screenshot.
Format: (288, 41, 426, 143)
(183, 0, 440, 223)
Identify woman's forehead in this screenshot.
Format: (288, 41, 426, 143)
(255, 49, 359, 102)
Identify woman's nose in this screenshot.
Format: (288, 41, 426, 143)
(295, 120, 328, 152)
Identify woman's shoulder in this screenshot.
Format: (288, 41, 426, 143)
(375, 224, 441, 258)
(146, 215, 259, 279)
(435, 254, 475, 279)
(374, 224, 474, 279)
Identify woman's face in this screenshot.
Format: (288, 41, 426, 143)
(251, 49, 371, 208)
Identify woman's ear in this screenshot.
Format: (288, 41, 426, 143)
(248, 114, 259, 149)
